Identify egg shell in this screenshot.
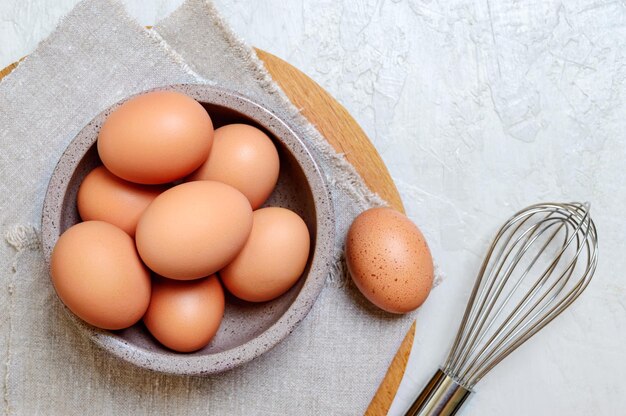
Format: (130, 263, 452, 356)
(77, 166, 165, 236)
(220, 207, 310, 302)
(143, 275, 225, 353)
(135, 181, 253, 280)
(345, 207, 434, 314)
(50, 221, 151, 330)
(97, 90, 214, 184)
(187, 124, 279, 209)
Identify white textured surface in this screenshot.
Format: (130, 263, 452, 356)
(1, 1, 625, 415)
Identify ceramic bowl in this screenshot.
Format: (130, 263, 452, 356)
(41, 84, 334, 375)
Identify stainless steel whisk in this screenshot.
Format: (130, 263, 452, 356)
(405, 202, 598, 416)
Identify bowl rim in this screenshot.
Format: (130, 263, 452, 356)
(40, 83, 334, 375)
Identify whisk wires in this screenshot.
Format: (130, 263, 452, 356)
(442, 202, 598, 388)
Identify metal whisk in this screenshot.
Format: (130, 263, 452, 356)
(405, 202, 598, 416)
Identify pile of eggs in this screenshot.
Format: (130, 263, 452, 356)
(50, 91, 311, 352)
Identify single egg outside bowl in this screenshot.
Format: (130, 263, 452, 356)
(40, 84, 334, 375)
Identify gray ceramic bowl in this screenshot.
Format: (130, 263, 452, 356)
(41, 84, 334, 375)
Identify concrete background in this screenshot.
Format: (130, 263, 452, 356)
(2, 1, 625, 414)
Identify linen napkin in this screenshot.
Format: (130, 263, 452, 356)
(0, 1, 414, 414)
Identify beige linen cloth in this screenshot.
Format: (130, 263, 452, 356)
(0, 0, 416, 414)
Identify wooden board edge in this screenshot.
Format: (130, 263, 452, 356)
(0, 52, 414, 416)
(0, 60, 21, 79)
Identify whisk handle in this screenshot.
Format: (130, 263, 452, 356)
(403, 369, 471, 416)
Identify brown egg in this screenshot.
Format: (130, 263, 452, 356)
(345, 207, 433, 314)
(187, 124, 279, 209)
(50, 221, 151, 330)
(98, 90, 213, 184)
(77, 166, 165, 237)
(135, 181, 253, 280)
(143, 275, 225, 352)
(220, 207, 310, 302)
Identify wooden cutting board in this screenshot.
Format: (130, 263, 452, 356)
(0, 49, 414, 416)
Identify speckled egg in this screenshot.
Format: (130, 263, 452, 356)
(345, 207, 433, 314)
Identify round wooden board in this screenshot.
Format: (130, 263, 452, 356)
(0, 50, 414, 416)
